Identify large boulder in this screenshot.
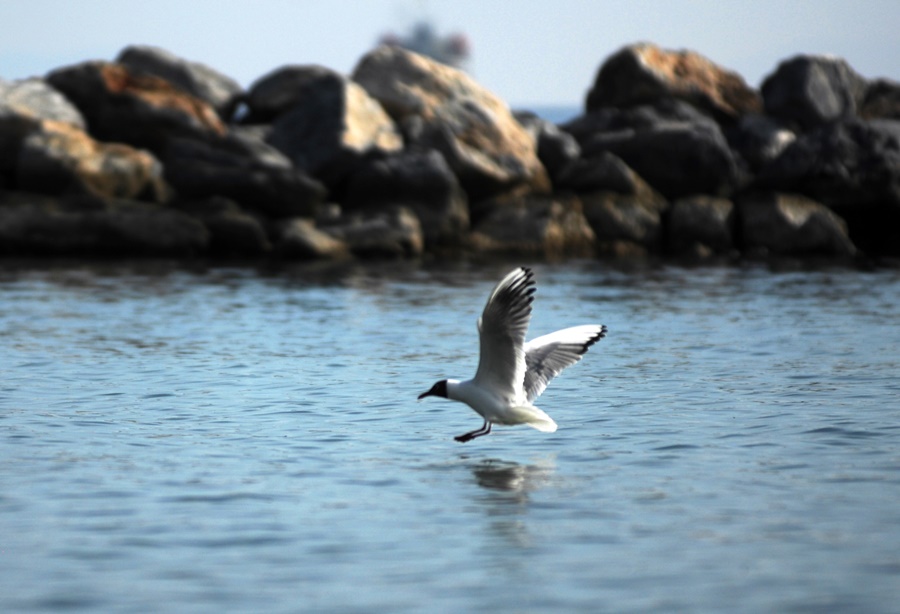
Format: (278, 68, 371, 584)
(586, 43, 762, 122)
(0, 191, 208, 256)
(666, 196, 735, 256)
(755, 118, 900, 257)
(244, 64, 337, 122)
(581, 190, 667, 256)
(343, 149, 468, 245)
(553, 150, 662, 197)
(736, 192, 856, 257)
(17, 120, 168, 202)
(469, 194, 595, 257)
(577, 120, 739, 199)
(761, 55, 868, 131)
(563, 99, 740, 198)
(116, 45, 242, 120)
(162, 137, 326, 218)
(256, 66, 402, 185)
(0, 78, 86, 179)
(353, 46, 550, 199)
(46, 61, 226, 153)
(756, 118, 900, 208)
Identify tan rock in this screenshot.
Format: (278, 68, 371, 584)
(262, 67, 402, 184)
(17, 120, 168, 202)
(46, 61, 226, 152)
(277, 218, 350, 259)
(587, 43, 762, 121)
(353, 46, 549, 198)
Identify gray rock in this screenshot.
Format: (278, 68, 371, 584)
(564, 98, 718, 138)
(737, 192, 856, 256)
(515, 111, 581, 180)
(562, 100, 738, 197)
(116, 45, 242, 120)
(578, 120, 739, 198)
(726, 114, 796, 171)
(0, 191, 208, 256)
(263, 68, 402, 185)
(0, 109, 39, 181)
(245, 65, 340, 122)
(581, 191, 667, 255)
(761, 55, 867, 130)
(756, 118, 900, 208)
(175, 197, 270, 256)
(554, 151, 657, 196)
(666, 196, 735, 256)
(343, 149, 468, 245)
(162, 137, 326, 218)
(225, 125, 292, 169)
(0, 78, 85, 128)
(469, 194, 595, 257)
(754, 118, 900, 257)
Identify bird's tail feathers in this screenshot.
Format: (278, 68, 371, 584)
(510, 405, 558, 433)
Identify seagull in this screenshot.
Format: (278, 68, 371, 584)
(418, 267, 606, 442)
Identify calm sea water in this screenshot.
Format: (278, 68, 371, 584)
(1, 259, 899, 613)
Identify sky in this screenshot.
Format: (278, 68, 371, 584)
(0, 0, 898, 109)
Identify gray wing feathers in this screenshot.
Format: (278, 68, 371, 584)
(523, 325, 607, 402)
(473, 267, 535, 395)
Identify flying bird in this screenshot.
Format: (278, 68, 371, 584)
(418, 267, 606, 442)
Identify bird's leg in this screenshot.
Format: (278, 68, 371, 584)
(455, 421, 492, 443)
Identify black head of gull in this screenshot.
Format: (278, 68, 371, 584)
(418, 379, 448, 400)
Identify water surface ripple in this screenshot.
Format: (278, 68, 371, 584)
(2, 261, 899, 612)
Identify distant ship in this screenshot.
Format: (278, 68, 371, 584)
(378, 20, 471, 70)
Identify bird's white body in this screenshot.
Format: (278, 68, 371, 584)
(419, 267, 606, 442)
(445, 378, 558, 432)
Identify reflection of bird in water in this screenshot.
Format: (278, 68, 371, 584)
(471, 458, 556, 496)
(469, 458, 557, 549)
(473, 460, 532, 492)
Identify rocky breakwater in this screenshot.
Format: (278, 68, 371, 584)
(0, 42, 897, 261)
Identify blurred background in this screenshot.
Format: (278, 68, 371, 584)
(1, 0, 897, 112)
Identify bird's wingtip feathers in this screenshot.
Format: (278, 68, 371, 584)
(578, 324, 608, 354)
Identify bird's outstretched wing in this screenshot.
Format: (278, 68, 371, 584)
(523, 325, 606, 402)
(473, 267, 535, 400)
